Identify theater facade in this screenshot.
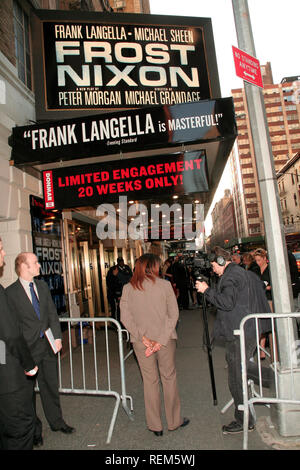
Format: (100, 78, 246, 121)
(3, 8, 237, 318)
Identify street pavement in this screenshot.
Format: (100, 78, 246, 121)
(32, 304, 281, 454)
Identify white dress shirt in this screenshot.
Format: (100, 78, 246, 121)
(19, 277, 39, 303)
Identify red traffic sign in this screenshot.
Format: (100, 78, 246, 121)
(232, 45, 263, 88)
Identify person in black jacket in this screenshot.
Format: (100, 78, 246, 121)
(172, 254, 190, 310)
(116, 257, 132, 290)
(6, 252, 75, 447)
(106, 265, 122, 321)
(242, 253, 260, 276)
(0, 237, 37, 450)
(196, 246, 271, 435)
(287, 250, 300, 310)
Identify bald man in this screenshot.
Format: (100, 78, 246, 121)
(6, 252, 74, 446)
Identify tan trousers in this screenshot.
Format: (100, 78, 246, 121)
(133, 339, 182, 432)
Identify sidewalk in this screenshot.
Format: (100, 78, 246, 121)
(35, 306, 273, 451)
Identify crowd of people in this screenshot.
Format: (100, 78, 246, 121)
(105, 253, 202, 322)
(1, 235, 299, 448)
(231, 247, 300, 312)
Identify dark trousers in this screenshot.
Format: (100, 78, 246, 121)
(225, 336, 257, 426)
(34, 345, 64, 437)
(177, 285, 189, 309)
(0, 383, 35, 450)
(108, 297, 120, 322)
(108, 296, 117, 318)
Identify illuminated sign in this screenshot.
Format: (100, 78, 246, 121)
(10, 98, 236, 166)
(31, 10, 221, 119)
(42, 151, 208, 210)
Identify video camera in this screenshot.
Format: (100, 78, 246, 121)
(194, 272, 209, 283)
(184, 256, 210, 285)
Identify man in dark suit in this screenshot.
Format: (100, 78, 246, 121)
(0, 238, 37, 450)
(116, 257, 132, 289)
(6, 252, 75, 447)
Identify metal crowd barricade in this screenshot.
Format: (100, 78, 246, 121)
(237, 312, 300, 450)
(55, 317, 134, 444)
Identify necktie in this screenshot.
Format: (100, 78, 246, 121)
(29, 282, 40, 320)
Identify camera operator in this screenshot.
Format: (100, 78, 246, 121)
(196, 246, 271, 435)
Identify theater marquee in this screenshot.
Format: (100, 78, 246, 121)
(10, 98, 235, 166)
(31, 10, 221, 120)
(42, 151, 209, 210)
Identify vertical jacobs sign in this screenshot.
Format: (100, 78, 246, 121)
(31, 10, 221, 120)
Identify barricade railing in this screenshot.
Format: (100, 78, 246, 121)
(38, 317, 134, 444)
(236, 312, 300, 450)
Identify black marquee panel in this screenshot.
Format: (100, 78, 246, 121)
(42, 150, 209, 210)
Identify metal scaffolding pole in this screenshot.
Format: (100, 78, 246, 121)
(232, 0, 300, 437)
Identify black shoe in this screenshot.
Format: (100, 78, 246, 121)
(51, 423, 75, 434)
(222, 420, 254, 435)
(149, 429, 163, 436)
(33, 435, 43, 447)
(169, 417, 190, 431)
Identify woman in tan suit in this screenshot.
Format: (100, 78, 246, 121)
(120, 254, 189, 437)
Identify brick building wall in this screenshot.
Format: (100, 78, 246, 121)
(0, 0, 16, 66)
(232, 68, 300, 238)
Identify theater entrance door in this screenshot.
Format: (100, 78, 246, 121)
(62, 219, 108, 318)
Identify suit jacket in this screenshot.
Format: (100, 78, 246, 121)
(120, 277, 179, 346)
(6, 279, 61, 361)
(0, 284, 35, 394)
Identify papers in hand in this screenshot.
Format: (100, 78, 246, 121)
(45, 328, 59, 354)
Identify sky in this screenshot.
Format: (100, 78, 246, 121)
(149, 0, 300, 235)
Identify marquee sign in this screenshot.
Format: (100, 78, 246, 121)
(42, 151, 208, 210)
(31, 10, 221, 119)
(10, 98, 236, 166)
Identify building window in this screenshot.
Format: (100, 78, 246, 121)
(249, 226, 261, 234)
(294, 194, 298, 206)
(13, 1, 32, 89)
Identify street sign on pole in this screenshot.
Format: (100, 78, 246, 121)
(232, 0, 298, 440)
(232, 45, 263, 88)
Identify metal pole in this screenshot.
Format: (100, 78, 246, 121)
(201, 295, 218, 405)
(232, 0, 300, 436)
